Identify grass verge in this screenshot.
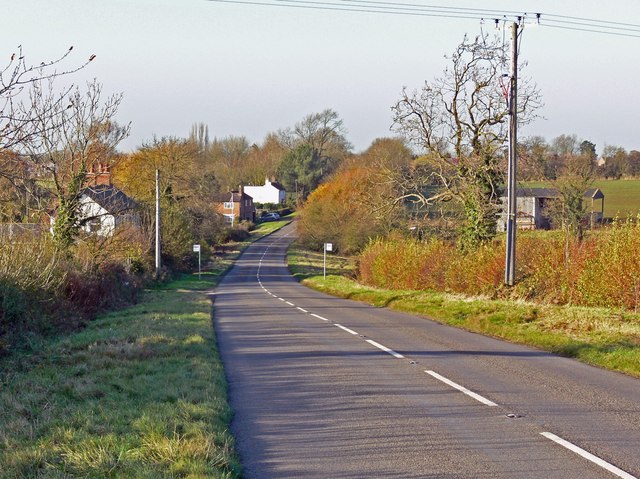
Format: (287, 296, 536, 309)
(288, 241, 640, 378)
(0, 217, 292, 478)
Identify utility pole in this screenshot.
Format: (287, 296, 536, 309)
(504, 21, 518, 286)
(155, 169, 161, 279)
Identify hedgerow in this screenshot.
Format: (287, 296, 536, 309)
(359, 219, 640, 310)
(0, 234, 143, 356)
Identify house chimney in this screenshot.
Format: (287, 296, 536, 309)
(94, 163, 112, 186)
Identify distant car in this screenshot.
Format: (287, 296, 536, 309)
(261, 212, 281, 222)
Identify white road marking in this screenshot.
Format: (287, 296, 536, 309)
(425, 370, 498, 407)
(296, 307, 308, 313)
(311, 313, 330, 321)
(335, 324, 359, 335)
(285, 301, 294, 306)
(366, 339, 405, 359)
(278, 298, 286, 302)
(540, 432, 637, 479)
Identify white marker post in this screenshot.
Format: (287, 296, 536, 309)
(324, 242, 333, 279)
(193, 244, 201, 279)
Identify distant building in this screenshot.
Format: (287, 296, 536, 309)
(214, 187, 256, 225)
(243, 178, 286, 205)
(497, 187, 605, 231)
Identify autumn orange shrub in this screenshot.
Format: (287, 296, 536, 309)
(358, 222, 640, 311)
(298, 166, 400, 254)
(574, 219, 640, 309)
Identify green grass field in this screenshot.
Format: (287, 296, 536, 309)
(523, 178, 640, 219)
(592, 179, 640, 218)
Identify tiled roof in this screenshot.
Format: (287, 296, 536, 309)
(81, 185, 137, 214)
(514, 187, 604, 199)
(214, 191, 253, 202)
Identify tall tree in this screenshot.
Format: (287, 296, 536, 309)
(206, 136, 251, 191)
(115, 136, 199, 203)
(276, 144, 323, 201)
(189, 122, 210, 154)
(278, 109, 352, 189)
(598, 144, 626, 180)
(392, 34, 542, 249)
(550, 134, 579, 157)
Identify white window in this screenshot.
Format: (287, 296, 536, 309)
(223, 214, 234, 224)
(223, 202, 233, 209)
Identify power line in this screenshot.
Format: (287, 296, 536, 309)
(208, 0, 483, 20)
(541, 23, 640, 39)
(206, 0, 640, 38)
(543, 12, 640, 30)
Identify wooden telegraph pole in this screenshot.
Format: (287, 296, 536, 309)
(504, 21, 518, 286)
(155, 169, 161, 279)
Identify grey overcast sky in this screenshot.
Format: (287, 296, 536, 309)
(5, 0, 640, 154)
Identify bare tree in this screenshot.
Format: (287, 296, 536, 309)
(392, 34, 542, 249)
(279, 109, 351, 162)
(21, 80, 129, 250)
(1, 45, 95, 152)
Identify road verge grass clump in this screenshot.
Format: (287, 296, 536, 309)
(0, 273, 241, 477)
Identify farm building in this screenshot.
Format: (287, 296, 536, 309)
(497, 187, 605, 231)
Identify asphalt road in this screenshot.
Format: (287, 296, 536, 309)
(213, 223, 640, 479)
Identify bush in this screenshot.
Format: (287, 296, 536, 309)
(358, 222, 640, 311)
(222, 223, 252, 242)
(575, 219, 640, 309)
(0, 232, 144, 355)
(298, 166, 401, 255)
(64, 262, 139, 317)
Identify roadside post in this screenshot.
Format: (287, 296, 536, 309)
(324, 242, 333, 279)
(193, 244, 201, 280)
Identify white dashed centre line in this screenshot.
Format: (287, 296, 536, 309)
(296, 307, 308, 313)
(366, 339, 405, 359)
(425, 370, 498, 407)
(311, 313, 330, 321)
(540, 432, 637, 479)
(285, 301, 295, 306)
(335, 324, 359, 335)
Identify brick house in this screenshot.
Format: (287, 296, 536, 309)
(214, 187, 256, 225)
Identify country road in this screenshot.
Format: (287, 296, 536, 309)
(213, 223, 640, 479)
